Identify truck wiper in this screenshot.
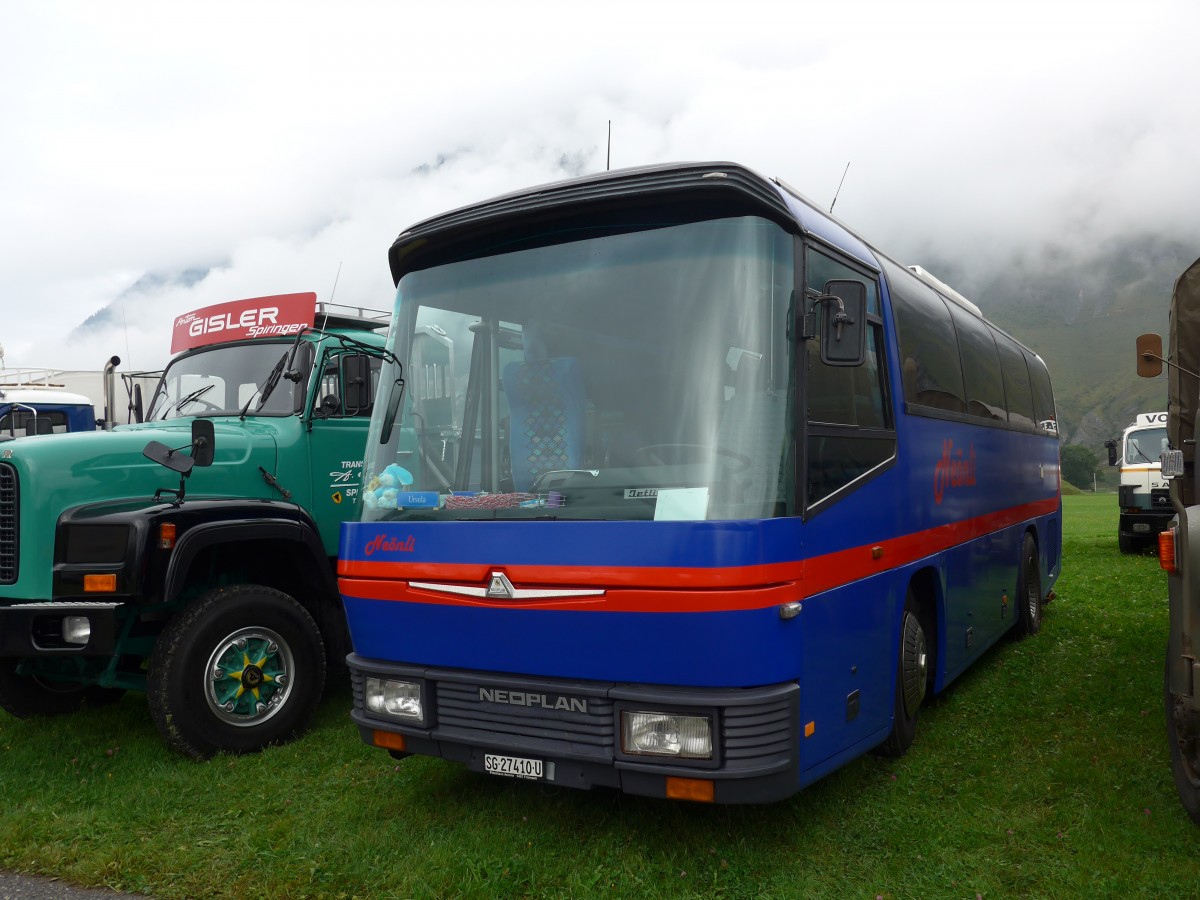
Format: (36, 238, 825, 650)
(246, 352, 289, 417)
(170, 384, 215, 417)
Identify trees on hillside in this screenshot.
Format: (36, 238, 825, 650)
(1062, 444, 1101, 490)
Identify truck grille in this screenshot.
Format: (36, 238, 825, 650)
(0, 463, 16, 583)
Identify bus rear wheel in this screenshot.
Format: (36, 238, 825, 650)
(1015, 532, 1042, 638)
(879, 592, 928, 757)
(147, 584, 325, 759)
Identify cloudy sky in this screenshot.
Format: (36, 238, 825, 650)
(2, 0, 1197, 374)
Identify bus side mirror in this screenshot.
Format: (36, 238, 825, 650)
(1137, 333, 1164, 378)
(1104, 439, 1118, 467)
(819, 280, 867, 367)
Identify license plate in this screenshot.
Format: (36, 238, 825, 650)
(1133, 523, 1151, 533)
(483, 753, 549, 781)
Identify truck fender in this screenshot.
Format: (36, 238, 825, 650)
(163, 518, 337, 604)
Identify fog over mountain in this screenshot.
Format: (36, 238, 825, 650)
(3, 1, 1197, 448)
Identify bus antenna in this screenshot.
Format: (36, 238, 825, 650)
(607, 120, 612, 171)
(829, 162, 850, 214)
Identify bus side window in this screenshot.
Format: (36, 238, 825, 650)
(993, 332, 1036, 430)
(950, 304, 1006, 421)
(1024, 349, 1058, 434)
(885, 258, 967, 415)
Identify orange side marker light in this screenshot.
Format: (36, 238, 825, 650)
(1160, 528, 1177, 573)
(665, 777, 714, 803)
(372, 730, 407, 752)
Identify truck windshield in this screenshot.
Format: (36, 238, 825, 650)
(364, 214, 795, 522)
(146, 342, 297, 420)
(1126, 426, 1167, 465)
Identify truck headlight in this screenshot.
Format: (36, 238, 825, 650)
(365, 677, 422, 720)
(621, 711, 713, 759)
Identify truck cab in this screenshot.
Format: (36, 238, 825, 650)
(0, 293, 395, 758)
(1106, 411, 1171, 553)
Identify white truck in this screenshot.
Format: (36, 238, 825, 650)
(1107, 411, 1171, 553)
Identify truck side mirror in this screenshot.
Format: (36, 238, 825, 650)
(191, 418, 215, 467)
(343, 354, 373, 413)
(1104, 439, 1118, 467)
(1137, 333, 1164, 378)
(818, 280, 867, 367)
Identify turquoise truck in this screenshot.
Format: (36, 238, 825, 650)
(0, 292, 394, 758)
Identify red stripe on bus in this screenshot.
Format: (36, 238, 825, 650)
(338, 496, 1058, 613)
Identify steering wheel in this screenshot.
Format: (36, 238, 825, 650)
(634, 443, 752, 474)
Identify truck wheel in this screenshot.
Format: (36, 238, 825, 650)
(1118, 533, 1140, 554)
(878, 591, 928, 757)
(0, 661, 125, 718)
(1015, 532, 1043, 638)
(147, 584, 325, 759)
(1166, 650, 1200, 824)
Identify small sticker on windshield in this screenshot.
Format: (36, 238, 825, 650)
(624, 488, 659, 499)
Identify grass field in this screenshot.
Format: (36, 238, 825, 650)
(1, 493, 1198, 898)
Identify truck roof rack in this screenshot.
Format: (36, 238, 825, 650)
(314, 302, 390, 332)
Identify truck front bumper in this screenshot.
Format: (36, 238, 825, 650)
(1119, 510, 1174, 538)
(0, 601, 122, 657)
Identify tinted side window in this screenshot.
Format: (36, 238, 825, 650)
(994, 331, 1035, 429)
(883, 258, 967, 414)
(1025, 349, 1057, 433)
(949, 304, 1006, 421)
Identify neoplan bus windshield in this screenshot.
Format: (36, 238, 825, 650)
(364, 215, 794, 522)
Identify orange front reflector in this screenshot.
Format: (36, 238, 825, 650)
(665, 776, 714, 803)
(1160, 528, 1177, 572)
(372, 730, 407, 752)
(804, 721, 816, 738)
(159, 523, 177, 549)
(83, 574, 117, 593)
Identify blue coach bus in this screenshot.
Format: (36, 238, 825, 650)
(339, 162, 1062, 804)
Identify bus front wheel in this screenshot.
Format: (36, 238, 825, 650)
(878, 592, 928, 757)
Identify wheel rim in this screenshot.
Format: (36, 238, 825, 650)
(900, 611, 928, 718)
(1025, 551, 1040, 622)
(204, 626, 295, 727)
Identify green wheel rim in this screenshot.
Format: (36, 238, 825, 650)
(204, 626, 295, 727)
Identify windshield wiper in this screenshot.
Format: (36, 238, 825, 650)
(169, 384, 215, 417)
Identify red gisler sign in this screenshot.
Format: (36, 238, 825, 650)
(171, 292, 317, 354)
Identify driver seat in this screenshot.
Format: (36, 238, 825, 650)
(502, 357, 587, 492)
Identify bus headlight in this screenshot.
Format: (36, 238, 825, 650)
(365, 677, 423, 720)
(621, 711, 713, 759)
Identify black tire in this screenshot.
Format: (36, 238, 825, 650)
(147, 584, 325, 759)
(1118, 532, 1141, 555)
(1165, 649, 1200, 825)
(878, 591, 929, 758)
(1015, 532, 1043, 639)
(0, 660, 124, 718)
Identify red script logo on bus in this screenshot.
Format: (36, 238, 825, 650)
(934, 439, 976, 504)
(364, 533, 416, 556)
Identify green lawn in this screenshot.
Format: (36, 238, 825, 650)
(1, 493, 1197, 898)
